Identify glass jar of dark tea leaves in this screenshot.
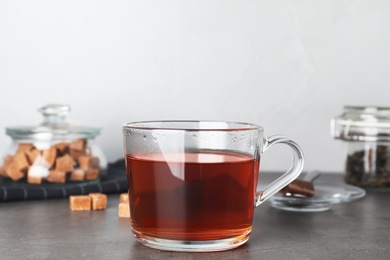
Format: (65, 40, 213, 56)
(331, 106, 390, 188)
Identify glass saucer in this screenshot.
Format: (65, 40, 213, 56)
(269, 182, 366, 212)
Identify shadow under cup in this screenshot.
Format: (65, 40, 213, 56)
(122, 121, 304, 252)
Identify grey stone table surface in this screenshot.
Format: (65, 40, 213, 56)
(0, 174, 389, 260)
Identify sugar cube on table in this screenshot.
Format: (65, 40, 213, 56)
(118, 202, 131, 218)
(69, 196, 91, 211)
(119, 193, 129, 203)
(89, 193, 107, 210)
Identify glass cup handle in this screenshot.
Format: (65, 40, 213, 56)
(255, 135, 304, 207)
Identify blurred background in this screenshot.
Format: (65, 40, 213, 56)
(0, 0, 389, 172)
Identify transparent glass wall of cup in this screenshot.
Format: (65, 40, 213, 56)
(123, 121, 304, 252)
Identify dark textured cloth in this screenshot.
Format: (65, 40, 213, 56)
(0, 159, 128, 202)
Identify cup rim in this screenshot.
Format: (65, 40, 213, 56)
(122, 120, 262, 132)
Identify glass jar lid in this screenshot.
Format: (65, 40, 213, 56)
(331, 106, 390, 142)
(6, 104, 101, 141)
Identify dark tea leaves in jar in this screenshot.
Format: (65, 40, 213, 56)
(346, 145, 390, 188)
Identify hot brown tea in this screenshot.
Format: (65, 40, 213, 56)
(126, 151, 259, 241)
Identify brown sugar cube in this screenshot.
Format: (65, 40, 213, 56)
(78, 155, 92, 170)
(28, 175, 42, 184)
(55, 142, 69, 154)
(0, 155, 14, 177)
(47, 170, 67, 183)
(3, 155, 14, 165)
(78, 155, 100, 170)
(69, 139, 87, 152)
(0, 167, 7, 177)
(90, 157, 100, 168)
(119, 193, 129, 203)
(26, 149, 41, 165)
(69, 149, 87, 161)
(16, 143, 34, 154)
(89, 193, 107, 210)
(55, 154, 74, 172)
(5, 163, 25, 181)
(118, 202, 131, 218)
(13, 152, 30, 172)
(85, 168, 100, 180)
(42, 147, 57, 167)
(69, 196, 91, 211)
(70, 169, 85, 181)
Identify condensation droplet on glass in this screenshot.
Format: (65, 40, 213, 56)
(143, 135, 146, 140)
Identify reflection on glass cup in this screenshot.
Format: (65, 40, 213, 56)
(122, 121, 304, 252)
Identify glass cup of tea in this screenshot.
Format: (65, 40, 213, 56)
(122, 121, 304, 252)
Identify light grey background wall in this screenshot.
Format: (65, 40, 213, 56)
(1, 1, 389, 172)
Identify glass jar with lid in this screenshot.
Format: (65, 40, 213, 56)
(331, 106, 390, 188)
(0, 104, 107, 185)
